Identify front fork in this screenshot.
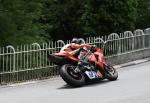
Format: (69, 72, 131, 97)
(96, 62, 113, 77)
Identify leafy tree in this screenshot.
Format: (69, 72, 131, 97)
(40, 0, 85, 41)
(0, 0, 49, 46)
(136, 0, 150, 29)
(0, 0, 147, 45)
(80, 0, 138, 36)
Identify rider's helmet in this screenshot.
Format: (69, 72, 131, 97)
(71, 38, 78, 43)
(76, 39, 82, 44)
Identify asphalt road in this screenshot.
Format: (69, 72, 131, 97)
(0, 61, 150, 103)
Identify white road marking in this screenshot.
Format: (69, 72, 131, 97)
(8, 81, 37, 87)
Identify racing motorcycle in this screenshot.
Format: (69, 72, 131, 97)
(48, 43, 118, 87)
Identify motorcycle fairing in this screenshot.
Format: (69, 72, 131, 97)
(55, 51, 78, 62)
(88, 52, 104, 69)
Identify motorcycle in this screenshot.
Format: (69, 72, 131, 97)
(48, 43, 118, 87)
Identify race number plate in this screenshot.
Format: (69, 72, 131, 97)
(85, 71, 97, 79)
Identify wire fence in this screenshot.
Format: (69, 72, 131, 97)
(0, 28, 150, 85)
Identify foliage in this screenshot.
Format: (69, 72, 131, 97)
(136, 0, 150, 29)
(0, 0, 49, 46)
(40, 0, 85, 40)
(0, 0, 149, 46)
(80, 0, 138, 36)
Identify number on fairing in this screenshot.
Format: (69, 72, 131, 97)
(85, 71, 97, 79)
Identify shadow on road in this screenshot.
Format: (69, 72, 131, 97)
(57, 79, 116, 89)
(57, 84, 75, 89)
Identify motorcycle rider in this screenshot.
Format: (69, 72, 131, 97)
(66, 38, 102, 77)
(66, 37, 92, 52)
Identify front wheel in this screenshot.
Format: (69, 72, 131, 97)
(59, 64, 85, 87)
(104, 64, 118, 81)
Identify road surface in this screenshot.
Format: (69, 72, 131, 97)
(0, 61, 150, 103)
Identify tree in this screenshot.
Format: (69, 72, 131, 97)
(40, 0, 85, 41)
(80, 0, 138, 36)
(0, 0, 141, 45)
(0, 0, 49, 46)
(136, 0, 150, 29)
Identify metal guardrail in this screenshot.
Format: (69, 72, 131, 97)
(0, 28, 150, 85)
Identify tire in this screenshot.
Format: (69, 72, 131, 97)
(59, 64, 85, 87)
(104, 64, 118, 81)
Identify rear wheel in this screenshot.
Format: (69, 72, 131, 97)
(104, 64, 118, 81)
(59, 64, 85, 87)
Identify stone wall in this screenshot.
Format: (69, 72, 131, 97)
(105, 48, 150, 65)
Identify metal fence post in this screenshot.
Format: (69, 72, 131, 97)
(32, 43, 41, 68)
(124, 31, 134, 51)
(144, 28, 150, 48)
(107, 33, 120, 56)
(134, 29, 145, 49)
(57, 40, 65, 46)
(94, 37, 105, 51)
(6, 45, 16, 72)
(144, 28, 150, 34)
